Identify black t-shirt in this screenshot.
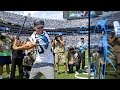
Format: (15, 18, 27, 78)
(12, 50, 25, 59)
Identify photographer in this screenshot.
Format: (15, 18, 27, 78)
(67, 46, 80, 74)
(52, 34, 67, 75)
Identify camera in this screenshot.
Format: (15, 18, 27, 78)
(68, 47, 74, 51)
(55, 36, 59, 41)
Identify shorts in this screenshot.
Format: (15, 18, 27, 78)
(29, 62, 55, 79)
(0, 56, 11, 65)
(55, 53, 66, 64)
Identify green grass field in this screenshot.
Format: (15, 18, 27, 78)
(2, 50, 89, 79)
(2, 49, 120, 79)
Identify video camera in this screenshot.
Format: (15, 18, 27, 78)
(55, 35, 60, 41)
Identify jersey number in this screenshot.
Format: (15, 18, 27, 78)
(38, 45, 44, 54)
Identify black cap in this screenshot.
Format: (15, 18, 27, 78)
(81, 37, 84, 39)
(34, 19, 44, 26)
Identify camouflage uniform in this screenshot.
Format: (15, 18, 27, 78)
(54, 40, 66, 64)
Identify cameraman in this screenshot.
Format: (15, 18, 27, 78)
(67, 46, 80, 74)
(52, 34, 67, 75)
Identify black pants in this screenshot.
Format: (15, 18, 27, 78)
(23, 66, 31, 79)
(78, 52, 85, 70)
(68, 62, 79, 73)
(10, 58, 23, 79)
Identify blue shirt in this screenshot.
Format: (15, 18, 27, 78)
(77, 41, 88, 53)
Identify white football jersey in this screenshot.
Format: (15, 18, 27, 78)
(29, 31, 54, 64)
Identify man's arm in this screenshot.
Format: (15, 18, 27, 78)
(58, 37, 65, 46)
(59, 40, 65, 46)
(51, 40, 55, 47)
(109, 37, 116, 44)
(77, 42, 81, 48)
(12, 39, 36, 50)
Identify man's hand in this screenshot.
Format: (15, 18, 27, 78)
(74, 53, 78, 58)
(57, 37, 65, 46)
(57, 37, 61, 41)
(12, 37, 18, 50)
(69, 61, 74, 64)
(12, 40, 36, 50)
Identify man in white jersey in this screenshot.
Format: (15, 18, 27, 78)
(12, 20, 55, 79)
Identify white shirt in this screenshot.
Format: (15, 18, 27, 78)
(29, 31, 54, 64)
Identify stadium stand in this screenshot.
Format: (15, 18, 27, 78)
(0, 11, 88, 29)
(90, 11, 120, 30)
(0, 11, 88, 47)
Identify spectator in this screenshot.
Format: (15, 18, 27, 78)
(0, 33, 12, 79)
(67, 46, 80, 74)
(52, 34, 67, 75)
(10, 36, 25, 79)
(108, 31, 120, 70)
(22, 38, 35, 78)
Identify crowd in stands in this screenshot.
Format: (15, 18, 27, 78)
(0, 11, 89, 79)
(90, 11, 120, 28)
(0, 11, 88, 49)
(1, 11, 120, 30)
(0, 11, 88, 29)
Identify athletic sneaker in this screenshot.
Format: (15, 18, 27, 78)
(64, 71, 69, 76)
(90, 72, 94, 76)
(57, 71, 60, 75)
(75, 71, 79, 75)
(82, 69, 87, 73)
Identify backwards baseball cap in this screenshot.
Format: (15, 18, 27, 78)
(34, 19, 44, 27)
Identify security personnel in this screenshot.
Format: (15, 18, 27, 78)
(77, 37, 88, 73)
